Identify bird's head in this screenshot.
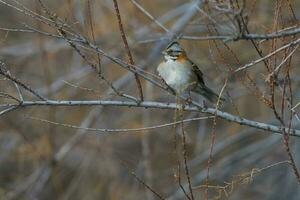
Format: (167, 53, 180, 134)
(162, 41, 186, 61)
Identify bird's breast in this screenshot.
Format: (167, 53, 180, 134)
(157, 60, 196, 93)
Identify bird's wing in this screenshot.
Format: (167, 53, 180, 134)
(189, 59, 205, 85)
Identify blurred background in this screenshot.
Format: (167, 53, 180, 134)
(0, 0, 300, 199)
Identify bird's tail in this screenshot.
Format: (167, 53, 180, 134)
(194, 84, 225, 103)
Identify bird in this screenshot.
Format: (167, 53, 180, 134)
(157, 41, 224, 103)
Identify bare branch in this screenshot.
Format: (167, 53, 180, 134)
(4, 99, 300, 137)
(139, 27, 300, 43)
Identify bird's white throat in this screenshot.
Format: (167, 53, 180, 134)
(164, 54, 177, 61)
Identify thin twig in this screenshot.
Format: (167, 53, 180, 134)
(193, 160, 291, 196)
(180, 115, 194, 200)
(27, 115, 213, 133)
(0, 92, 21, 103)
(57, 28, 138, 102)
(234, 37, 300, 72)
(173, 99, 191, 200)
(205, 79, 227, 199)
(87, 0, 102, 74)
(119, 160, 166, 200)
(0, 106, 18, 116)
(0, 61, 47, 101)
(129, 0, 172, 34)
(112, 0, 144, 101)
(138, 27, 300, 43)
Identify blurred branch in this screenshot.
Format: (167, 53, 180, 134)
(0, 92, 21, 103)
(4, 99, 300, 136)
(86, 0, 102, 74)
(129, 0, 172, 34)
(185, 27, 300, 40)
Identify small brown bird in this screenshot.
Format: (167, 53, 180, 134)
(157, 41, 224, 103)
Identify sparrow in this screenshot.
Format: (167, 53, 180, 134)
(157, 41, 224, 103)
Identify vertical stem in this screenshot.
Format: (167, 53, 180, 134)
(112, 0, 144, 101)
(142, 82, 154, 200)
(180, 114, 194, 200)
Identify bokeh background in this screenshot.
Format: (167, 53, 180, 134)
(0, 0, 300, 199)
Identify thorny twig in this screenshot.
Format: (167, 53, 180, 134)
(194, 160, 291, 199)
